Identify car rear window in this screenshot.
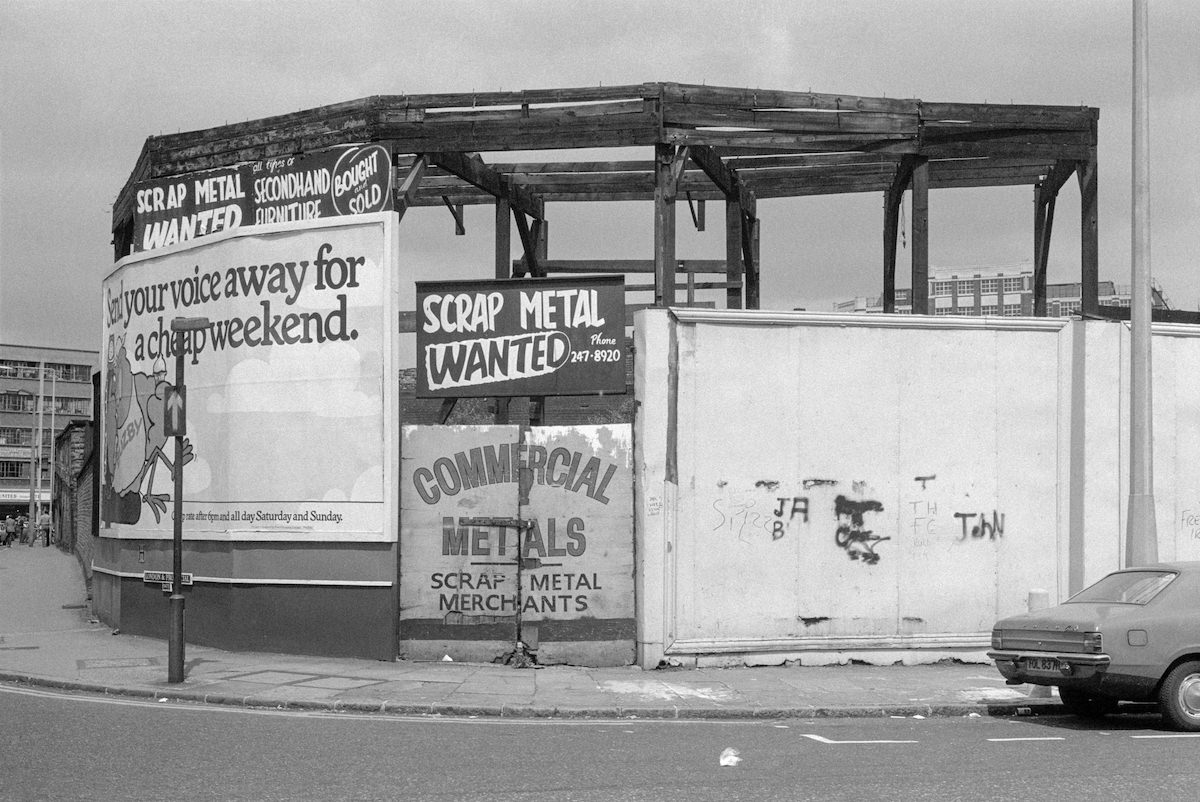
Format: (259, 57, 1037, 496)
(1068, 570, 1177, 605)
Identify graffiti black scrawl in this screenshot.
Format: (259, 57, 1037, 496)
(834, 495, 888, 565)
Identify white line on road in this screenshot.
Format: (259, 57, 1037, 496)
(801, 734, 918, 744)
(987, 737, 1065, 742)
(1130, 733, 1200, 739)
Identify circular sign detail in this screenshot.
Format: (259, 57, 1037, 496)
(331, 145, 392, 216)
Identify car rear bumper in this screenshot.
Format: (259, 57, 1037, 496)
(988, 650, 1111, 684)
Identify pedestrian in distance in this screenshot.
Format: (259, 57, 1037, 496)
(17, 514, 28, 544)
(3, 514, 15, 547)
(34, 511, 50, 547)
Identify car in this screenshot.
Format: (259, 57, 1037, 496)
(988, 561, 1200, 731)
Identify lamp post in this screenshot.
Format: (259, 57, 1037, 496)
(167, 315, 209, 683)
(1126, 0, 1157, 566)
(47, 372, 56, 547)
(14, 389, 38, 533)
(26, 364, 45, 530)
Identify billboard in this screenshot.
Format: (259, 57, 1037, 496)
(131, 144, 393, 253)
(101, 214, 398, 542)
(415, 275, 626, 397)
(399, 424, 635, 663)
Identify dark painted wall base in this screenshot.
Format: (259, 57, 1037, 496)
(93, 538, 398, 660)
(95, 573, 397, 661)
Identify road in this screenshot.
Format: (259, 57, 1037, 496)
(2, 683, 1197, 801)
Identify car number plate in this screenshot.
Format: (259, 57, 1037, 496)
(1024, 656, 1060, 673)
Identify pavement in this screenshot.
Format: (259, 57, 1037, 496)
(0, 544, 1063, 719)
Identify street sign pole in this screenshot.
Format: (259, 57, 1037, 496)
(167, 316, 208, 684)
(168, 327, 186, 683)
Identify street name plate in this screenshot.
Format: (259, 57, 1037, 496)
(142, 570, 193, 590)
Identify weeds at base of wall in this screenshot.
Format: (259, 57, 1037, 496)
(689, 650, 993, 669)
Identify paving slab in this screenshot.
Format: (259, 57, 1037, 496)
(0, 546, 1065, 720)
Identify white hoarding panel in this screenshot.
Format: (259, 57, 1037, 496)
(101, 214, 396, 542)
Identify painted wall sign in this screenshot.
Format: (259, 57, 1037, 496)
(400, 424, 634, 665)
(101, 214, 397, 542)
(131, 144, 393, 253)
(0, 489, 47, 502)
(415, 276, 626, 397)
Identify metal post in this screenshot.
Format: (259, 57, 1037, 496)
(47, 373, 55, 546)
(29, 364, 45, 528)
(26, 391, 36, 530)
(1127, 0, 1157, 567)
(169, 328, 187, 683)
(167, 315, 209, 683)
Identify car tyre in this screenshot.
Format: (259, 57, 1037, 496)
(1058, 687, 1118, 718)
(1158, 660, 1200, 732)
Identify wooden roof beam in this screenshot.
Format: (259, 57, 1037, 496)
(394, 155, 428, 222)
(888, 155, 919, 198)
(425, 151, 543, 219)
(1037, 159, 1077, 198)
(688, 144, 754, 217)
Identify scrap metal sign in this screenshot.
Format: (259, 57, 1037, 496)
(416, 276, 626, 397)
(131, 143, 392, 253)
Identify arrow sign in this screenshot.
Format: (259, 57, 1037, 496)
(164, 385, 186, 437)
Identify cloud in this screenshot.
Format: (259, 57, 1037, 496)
(322, 465, 383, 503)
(206, 341, 380, 417)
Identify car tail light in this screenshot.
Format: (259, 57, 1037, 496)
(991, 630, 1002, 649)
(1082, 632, 1103, 653)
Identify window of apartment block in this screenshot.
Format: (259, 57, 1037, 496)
(935, 306, 955, 315)
(0, 360, 91, 383)
(0, 427, 27, 445)
(980, 279, 999, 294)
(1003, 303, 1022, 316)
(1, 394, 33, 413)
(932, 281, 954, 296)
(48, 397, 91, 416)
(1002, 277, 1025, 293)
(956, 280, 974, 295)
(0, 461, 23, 479)
(980, 304, 999, 316)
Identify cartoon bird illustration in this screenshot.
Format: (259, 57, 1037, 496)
(104, 336, 194, 524)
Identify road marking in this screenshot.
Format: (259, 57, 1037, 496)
(801, 734, 917, 744)
(987, 737, 1065, 742)
(1130, 733, 1200, 739)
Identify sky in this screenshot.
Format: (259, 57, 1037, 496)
(2, 0, 1198, 352)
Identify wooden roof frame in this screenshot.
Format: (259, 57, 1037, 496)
(113, 82, 1100, 315)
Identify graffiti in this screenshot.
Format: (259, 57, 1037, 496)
(906, 499, 938, 548)
(799, 616, 831, 627)
(914, 474, 936, 490)
(1182, 509, 1200, 540)
(834, 495, 888, 564)
(907, 500, 938, 533)
(803, 478, 837, 489)
(771, 497, 809, 540)
(711, 493, 774, 542)
(755, 479, 780, 491)
(955, 510, 1005, 541)
(712, 492, 811, 542)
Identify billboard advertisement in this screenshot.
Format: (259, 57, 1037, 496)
(101, 214, 397, 542)
(399, 423, 635, 663)
(415, 275, 626, 397)
(131, 144, 393, 253)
